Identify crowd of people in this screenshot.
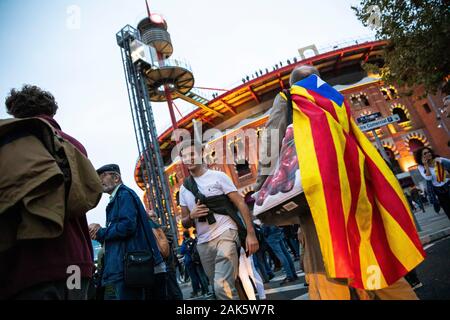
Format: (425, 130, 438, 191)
(1, 65, 449, 301)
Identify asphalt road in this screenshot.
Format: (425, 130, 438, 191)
(415, 236, 450, 300)
(180, 236, 450, 300)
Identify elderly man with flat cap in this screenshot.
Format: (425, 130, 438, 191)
(89, 164, 168, 300)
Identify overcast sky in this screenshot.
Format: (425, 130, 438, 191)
(0, 0, 374, 225)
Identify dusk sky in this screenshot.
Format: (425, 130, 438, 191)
(0, 0, 375, 225)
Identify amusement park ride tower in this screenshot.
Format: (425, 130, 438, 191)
(115, 3, 211, 244)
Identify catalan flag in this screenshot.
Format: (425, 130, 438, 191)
(436, 161, 447, 183)
(283, 74, 425, 290)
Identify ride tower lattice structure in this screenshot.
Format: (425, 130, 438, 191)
(116, 23, 179, 244)
(117, 3, 219, 245)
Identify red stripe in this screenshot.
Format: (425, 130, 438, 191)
(293, 95, 353, 278)
(343, 133, 363, 288)
(366, 187, 409, 285)
(305, 89, 340, 122)
(437, 162, 444, 182)
(344, 100, 353, 123)
(364, 157, 425, 255)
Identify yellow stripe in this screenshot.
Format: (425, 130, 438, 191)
(436, 162, 447, 182)
(350, 120, 414, 222)
(332, 100, 350, 134)
(292, 96, 337, 277)
(291, 86, 315, 104)
(354, 149, 388, 289)
(376, 201, 425, 271)
(324, 111, 351, 230)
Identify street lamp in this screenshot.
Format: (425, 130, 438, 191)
(428, 94, 449, 135)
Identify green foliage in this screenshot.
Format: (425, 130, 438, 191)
(352, 0, 450, 94)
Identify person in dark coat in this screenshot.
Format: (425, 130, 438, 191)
(89, 164, 167, 300)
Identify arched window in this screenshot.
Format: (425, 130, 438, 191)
(392, 107, 409, 123)
(408, 138, 425, 154)
(389, 88, 399, 99)
(230, 138, 244, 160)
(381, 88, 390, 101)
(236, 160, 251, 178)
(350, 96, 361, 108)
(360, 94, 370, 106)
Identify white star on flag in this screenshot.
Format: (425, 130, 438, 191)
(316, 76, 326, 88)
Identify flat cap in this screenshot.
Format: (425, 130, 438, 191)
(96, 164, 121, 175)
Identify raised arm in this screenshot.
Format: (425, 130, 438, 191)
(227, 191, 259, 255)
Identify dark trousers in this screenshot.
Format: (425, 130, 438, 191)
(266, 235, 297, 279)
(404, 269, 421, 286)
(13, 278, 91, 300)
(186, 263, 209, 294)
(166, 269, 183, 300)
(412, 198, 425, 212)
(253, 249, 274, 282)
(104, 273, 167, 300)
(436, 189, 450, 220)
(285, 237, 300, 257)
(265, 245, 281, 269)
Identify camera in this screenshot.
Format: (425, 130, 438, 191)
(198, 211, 217, 225)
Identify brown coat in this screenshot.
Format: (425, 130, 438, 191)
(0, 117, 102, 252)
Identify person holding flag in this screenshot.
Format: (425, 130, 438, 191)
(415, 147, 450, 220)
(256, 65, 425, 299)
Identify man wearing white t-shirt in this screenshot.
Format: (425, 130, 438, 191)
(179, 143, 259, 300)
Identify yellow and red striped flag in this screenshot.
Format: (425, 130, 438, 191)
(436, 161, 447, 183)
(284, 75, 425, 290)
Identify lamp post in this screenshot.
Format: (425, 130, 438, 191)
(428, 94, 450, 135)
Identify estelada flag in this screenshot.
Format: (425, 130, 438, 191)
(435, 161, 447, 183)
(282, 74, 425, 290)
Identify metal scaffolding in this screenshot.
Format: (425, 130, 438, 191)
(116, 25, 178, 245)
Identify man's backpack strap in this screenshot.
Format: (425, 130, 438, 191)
(183, 174, 248, 251)
(183, 175, 206, 203)
(282, 89, 293, 126)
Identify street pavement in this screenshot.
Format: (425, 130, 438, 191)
(179, 205, 450, 300)
(416, 205, 450, 244)
(415, 236, 450, 300)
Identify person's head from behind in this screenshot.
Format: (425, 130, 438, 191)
(289, 65, 320, 86)
(183, 231, 190, 240)
(96, 164, 122, 194)
(5, 84, 58, 118)
(179, 141, 204, 172)
(414, 147, 436, 166)
(148, 210, 158, 222)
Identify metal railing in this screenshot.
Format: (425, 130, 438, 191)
(155, 57, 193, 72)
